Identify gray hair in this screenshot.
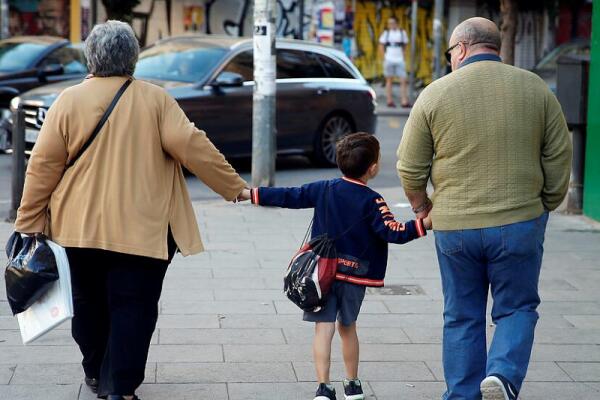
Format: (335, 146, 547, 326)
(452, 17, 501, 51)
(84, 20, 139, 77)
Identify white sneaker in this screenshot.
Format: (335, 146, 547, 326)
(480, 375, 518, 400)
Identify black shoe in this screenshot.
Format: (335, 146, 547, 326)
(314, 383, 337, 400)
(480, 374, 518, 400)
(107, 396, 140, 400)
(343, 379, 365, 400)
(84, 376, 99, 393)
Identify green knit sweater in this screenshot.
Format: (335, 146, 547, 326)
(397, 59, 572, 230)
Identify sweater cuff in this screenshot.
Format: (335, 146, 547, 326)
(251, 188, 260, 205)
(415, 219, 427, 237)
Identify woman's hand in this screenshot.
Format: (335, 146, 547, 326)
(236, 188, 252, 202)
(423, 215, 433, 230)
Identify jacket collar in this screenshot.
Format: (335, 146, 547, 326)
(459, 53, 502, 68)
(342, 177, 367, 186)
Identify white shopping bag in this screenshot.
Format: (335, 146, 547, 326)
(16, 240, 73, 344)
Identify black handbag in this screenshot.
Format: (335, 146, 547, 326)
(4, 78, 133, 315)
(4, 232, 58, 315)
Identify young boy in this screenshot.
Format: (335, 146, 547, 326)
(240, 133, 431, 400)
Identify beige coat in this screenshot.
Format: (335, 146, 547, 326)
(15, 76, 247, 260)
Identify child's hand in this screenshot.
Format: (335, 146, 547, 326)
(423, 215, 433, 230)
(236, 188, 252, 202)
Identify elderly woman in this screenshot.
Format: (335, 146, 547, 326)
(14, 21, 246, 400)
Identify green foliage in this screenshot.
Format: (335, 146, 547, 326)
(101, 0, 141, 24)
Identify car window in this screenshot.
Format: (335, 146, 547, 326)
(222, 50, 253, 82)
(136, 43, 227, 83)
(0, 42, 47, 72)
(277, 49, 326, 79)
(316, 54, 354, 79)
(39, 45, 87, 74)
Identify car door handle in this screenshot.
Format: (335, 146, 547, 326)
(317, 87, 330, 95)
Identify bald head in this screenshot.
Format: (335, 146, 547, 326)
(450, 17, 501, 52)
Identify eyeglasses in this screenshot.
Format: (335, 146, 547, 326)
(444, 42, 462, 64)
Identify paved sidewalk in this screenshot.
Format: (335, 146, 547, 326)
(1, 187, 599, 400)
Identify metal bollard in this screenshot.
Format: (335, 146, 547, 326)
(9, 105, 25, 222)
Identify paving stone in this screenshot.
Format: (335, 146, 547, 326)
(9, 363, 156, 385)
(0, 384, 80, 400)
(564, 315, 600, 329)
(533, 328, 600, 344)
(214, 289, 287, 301)
(147, 345, 223, 363)
(162, 278, 267, 290)
(0, 345, 82, 364)
(273, 300, 389, 315)
(0, 364, 15, 384)
(157, 362, 296, 383)
(224, 344, 442, 362)
(558, 362, 600, 381)
(382, 299, 443, 314)
(158, 328, 285, 345)
(283, 326, 411, 344)
(155, 314, 220, 329)
(293, 361, 435, 382)
(219, 314, 308, 329)
(161, 300, 276, 315)
(519, 382, 600, 399)
(530, 344, 600, 362)
(369, 381, 447, 400)
(228, 382, 376, 400)
(135, 383, 229, 400)
(537, 301, 600, 315)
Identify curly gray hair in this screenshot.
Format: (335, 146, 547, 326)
(84, 20, 139, 77)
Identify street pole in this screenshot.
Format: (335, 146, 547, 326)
(9, 106, 25, 222)
(433, 0, 445, 80)
(297, 0, 304, 40)
(252, 0, 277, 187)
(409, 0, 418, 102)
(0, 0, 9, 39)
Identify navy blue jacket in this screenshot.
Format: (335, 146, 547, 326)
(251, 177, 426, 286)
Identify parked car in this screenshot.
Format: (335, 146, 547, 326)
(12, 35, 377, 166)
(532, 39, 590, 93)
(0, 36, 87, 151)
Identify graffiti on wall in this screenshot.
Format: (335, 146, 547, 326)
(204, 0, 312, 38)
(353, 1, 436, 83)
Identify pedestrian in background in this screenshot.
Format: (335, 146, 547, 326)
(397, 17, 572, 400)
(379, 16, 410, 108)
(14, 21, 247, 400)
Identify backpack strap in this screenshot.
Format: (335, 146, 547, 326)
(65, 78, 132, 170)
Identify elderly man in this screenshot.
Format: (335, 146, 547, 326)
(397, 17, 572, 400)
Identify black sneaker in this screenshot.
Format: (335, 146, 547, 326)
(84, 376, 99, 393)
(480, 374, 518, 400)
(314, 383, 337, 400)
(343, 379, 365, 400)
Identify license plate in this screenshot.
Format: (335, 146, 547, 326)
(25, 128, 39, 143)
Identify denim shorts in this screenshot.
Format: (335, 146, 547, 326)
(384, 60, 407, 78)
(303, 281, 366, 326)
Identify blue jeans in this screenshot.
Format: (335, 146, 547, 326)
(435, 212, 549, 400)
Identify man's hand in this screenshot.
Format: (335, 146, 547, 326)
(236, 188, 252, 202)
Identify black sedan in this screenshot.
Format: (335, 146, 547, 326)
(0, 36, 87, 151)
(13, 35, 377, 166)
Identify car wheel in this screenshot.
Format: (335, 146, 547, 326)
(313, 114, 353, 167)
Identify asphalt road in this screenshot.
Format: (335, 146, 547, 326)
(0, 115, 407, 220)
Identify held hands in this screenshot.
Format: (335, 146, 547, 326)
(423, 214, 433, 230)
(236, 188, 252, 202)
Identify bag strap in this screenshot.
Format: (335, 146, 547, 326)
(65, 78, 133, 170)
